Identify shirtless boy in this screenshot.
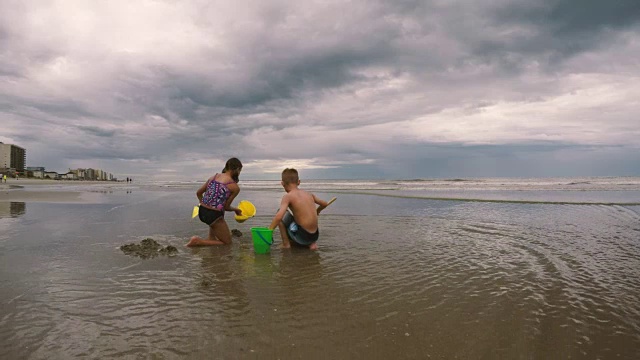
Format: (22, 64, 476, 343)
(268, 168, 333, 250)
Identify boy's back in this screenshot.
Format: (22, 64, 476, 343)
(286, 188, 318, 233)
(269, 168, 333, 249)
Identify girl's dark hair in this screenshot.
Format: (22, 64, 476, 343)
(222, 157, 242, 183)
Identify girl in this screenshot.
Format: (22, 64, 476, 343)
(187, 158, 243, 246)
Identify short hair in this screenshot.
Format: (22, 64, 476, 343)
(281, 168, 299, 184)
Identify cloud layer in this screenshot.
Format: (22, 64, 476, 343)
(1, 0, 639, 179)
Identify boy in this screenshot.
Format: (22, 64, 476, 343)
(269, 168, 333, 250)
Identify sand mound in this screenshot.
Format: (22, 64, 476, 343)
(120, 238, 178, 259)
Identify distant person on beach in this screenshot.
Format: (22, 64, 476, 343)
(187, 158, 243, 246)
(268, 168, 332, 250)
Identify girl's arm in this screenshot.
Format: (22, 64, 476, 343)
(224, 184, 241, 214)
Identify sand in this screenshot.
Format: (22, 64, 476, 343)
(0, 190, 84, 202)
(0, 178, 117, 186)
(1, 182, 639, 359)
(0, 179, 119, 202)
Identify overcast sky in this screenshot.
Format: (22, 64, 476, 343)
(1, 0, 639, 180)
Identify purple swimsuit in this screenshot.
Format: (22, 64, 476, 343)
(201, 174, 234, 211)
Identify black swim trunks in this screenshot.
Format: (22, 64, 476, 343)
(198, 205, 224, 225)
(282, 211, 319, 246)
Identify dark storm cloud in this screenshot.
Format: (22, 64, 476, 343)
(154, 10, 402, 115)
(488, 0, 640, 61)
(0, 0, 638, 179)
(76, 126, 119, 138)
(504, 0, 640, 34)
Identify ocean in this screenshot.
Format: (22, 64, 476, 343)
(1, 177, 639, 359)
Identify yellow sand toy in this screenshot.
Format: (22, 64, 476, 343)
(235, 200, 256, 223)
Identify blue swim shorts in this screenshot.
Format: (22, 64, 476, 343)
(281, 211, 319, 246)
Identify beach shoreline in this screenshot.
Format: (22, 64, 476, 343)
(0, 178, 121, 186)
(0, 190, 85, 203)
(0, 179, 121, 203)
(2, 177, 640, 204)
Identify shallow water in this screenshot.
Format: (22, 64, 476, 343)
(1, 187, 639, 359)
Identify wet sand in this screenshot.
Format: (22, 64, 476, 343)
(1, 186, 639, 359)
(0, 179, 123, 203)
(0, 179, 116, 187)
(0, 190, 85, 203)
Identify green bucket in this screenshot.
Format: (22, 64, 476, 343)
(250, 227, 274, 254)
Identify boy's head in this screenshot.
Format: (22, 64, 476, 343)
(281, 168, 300, 186)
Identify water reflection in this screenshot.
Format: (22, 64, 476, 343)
(191, 246, 252, 336)
(1, 192, 639, 359)
(0, 202, 26, 218)
(277, 250, 324, 311)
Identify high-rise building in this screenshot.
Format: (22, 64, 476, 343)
(86, 168, 96, 180)
(0, 142, 26, 172)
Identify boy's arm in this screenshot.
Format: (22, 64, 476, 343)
(270, 195, 292, 248)
(268, 195, 290, 231)
(313, 194, 333, 215)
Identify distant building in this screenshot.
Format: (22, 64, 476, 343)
(65, 168, 115, 181)
(70, 168, 86, 179)
(60, 172, 79, 180)
(44, 171, 58, 179)
(0, 142, 26, 173)
(32, 170, 45, 179)
(26, 167, 45, 179)
(86, 168, 95, 180)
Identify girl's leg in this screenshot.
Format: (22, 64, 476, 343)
(187, 219, 226, 246)
(187, 235, 224, 246)
(211, 218, 232, 245)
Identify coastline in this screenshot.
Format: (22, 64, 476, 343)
(0, 179, 117, 203)
(0, 190, 85, 203)
(0, 178, 122, 186)
(2, 177, 640, 204)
